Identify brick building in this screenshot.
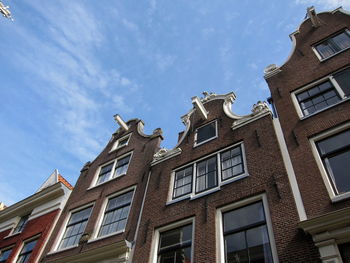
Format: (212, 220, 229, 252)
(40, 118, 163, 263)
(265, 7, 350, 263)
(0, 170, 72, 263)
(3, 5, 348, 263)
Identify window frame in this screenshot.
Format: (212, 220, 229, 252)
(291, 68, 349, 119)
(216, 194, 278, 263)
(10, 214, 30, 236)
(90, 186, 136, 241)
(312, 29, 350, 61)
(169, 142, 248, 203)
(0, 246, 13, 263)
(90, 151, 133, 188)
(14, 236, 39, 263)
(53, 202, 94, 252)
(310, 122, 350, 203)
(194, 120, 218, 147)
(109, 133, 132, 153)
(149, 217, 195, 263)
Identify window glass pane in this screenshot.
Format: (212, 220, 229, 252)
(339, 243, 350, 263)
(327, 151, 350, 194)
(317, 130, 350, 155)
(59, 206, 92, 249)
(174, 167, 192, 198)
(13, 215, 29, 234)
(196, 156, 217, 193)
(223, 202, 265, 233)
(221, 146, 244, 181)
(16, 239, 37, 263)
(97, 163, 113, 184)
(0, 248, 12, 262)
(158, 225, 192, 263)
(225, 232, 249, 263)
(332, 31, 350, 50)
(315, 42, 336, 59)
(196, 122, 216, 144)
(334, 67, 350, 96)
(98, 191, 133, 237)
(114, 155, 131, 177)
(246, 225, 273, 263)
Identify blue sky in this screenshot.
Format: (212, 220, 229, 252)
(0, 0, 349, 205)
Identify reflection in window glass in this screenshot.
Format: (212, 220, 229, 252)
(196, 156, 217, 193)
(221, 146, 244, 181)
(196, 122, 217, 145)
(0, 248, 12, 263)
(98, 190, 134, 237)
(16, 239, 37, 263)
(59, 206, 92, 249)
(316, 129, 350, 194)
(158, 224, 192, 263)
(223, 202, 273, 263)
(173, 166, 193, 199)
(315, 30, 350, 59)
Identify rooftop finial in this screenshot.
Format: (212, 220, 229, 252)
(307, 6, 321, 28)
(0, 1, 12, 20)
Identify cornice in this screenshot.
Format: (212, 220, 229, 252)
(0, 183, 67, 221)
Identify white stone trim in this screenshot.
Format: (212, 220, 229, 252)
(309, 122, 350, 202)
(216, 194, 279, 263)
(89, 151, 133, 189)
(149, 217, 195, 263)
(272, 118, 307, 221)
(193, 119, 218, 147)
(291, 68, 350, 119)
(90, 186, 136, 241)
(109, 133, 132, 153)
(167, 142, 249, 204)
(51, 202, 95, 252)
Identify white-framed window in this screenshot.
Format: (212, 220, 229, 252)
(216, 194, 278, 263)
(313, 29, 350, 60)
(110, 133, 131, 152)
(291, 67, 350, 118)
(149, 218, 194, 263)
(310, 122, 350, 202)
(12, 214, 30, 235)
(170, 142, 248, 202)
(0, 247, 13, 263)
(194, 120, 218, 147)
(93, 152, 132, 186)
(16, 237, 38, 263)
(57, 205, 93, 250)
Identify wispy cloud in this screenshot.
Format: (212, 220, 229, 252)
(8, 1, 139, 161)
(295, 0, 350, 9)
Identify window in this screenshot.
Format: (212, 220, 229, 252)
(196, 156, 218, 193)
(172, 143, 247, 200)
(222, 201, 273, 263)
(0, 248, 12, 263)
(194, 121, 217, 146)
(16, 239, 37, 263)
(96, 153, 132, 185)
(98, 190, 134, 237)
(293, 67, 350, 117)
(316, 129, 350, 195)
(157, 224, 193, 263)
(314, 30, 350, 60)
(339, 243, 350, 263)
(13, 215, 29, 234)
(58, 206, 93, 250)
(110, 134, 131, 152)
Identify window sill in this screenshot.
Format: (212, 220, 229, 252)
(318, 46, 350, 62)
(300, 97, 350, 120)
(48, 244, 79, 255)
(87, 174, 126, 191)
(88, 230, 124, 243)
(331, 192, 350, 203)
(4, 231, 21, 239)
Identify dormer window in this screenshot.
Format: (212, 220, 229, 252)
(110, 134, 131, 152)
(194, 120, 217, 146)
(13, 214, 29, 234)
(314, 29, 350, 60)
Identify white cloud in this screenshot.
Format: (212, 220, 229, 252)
(295, 0, 350, 9)
(8, 1, 140, 162)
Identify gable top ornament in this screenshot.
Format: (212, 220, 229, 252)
(152, 92, 271, 165)
(0, 1, 12, 20)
